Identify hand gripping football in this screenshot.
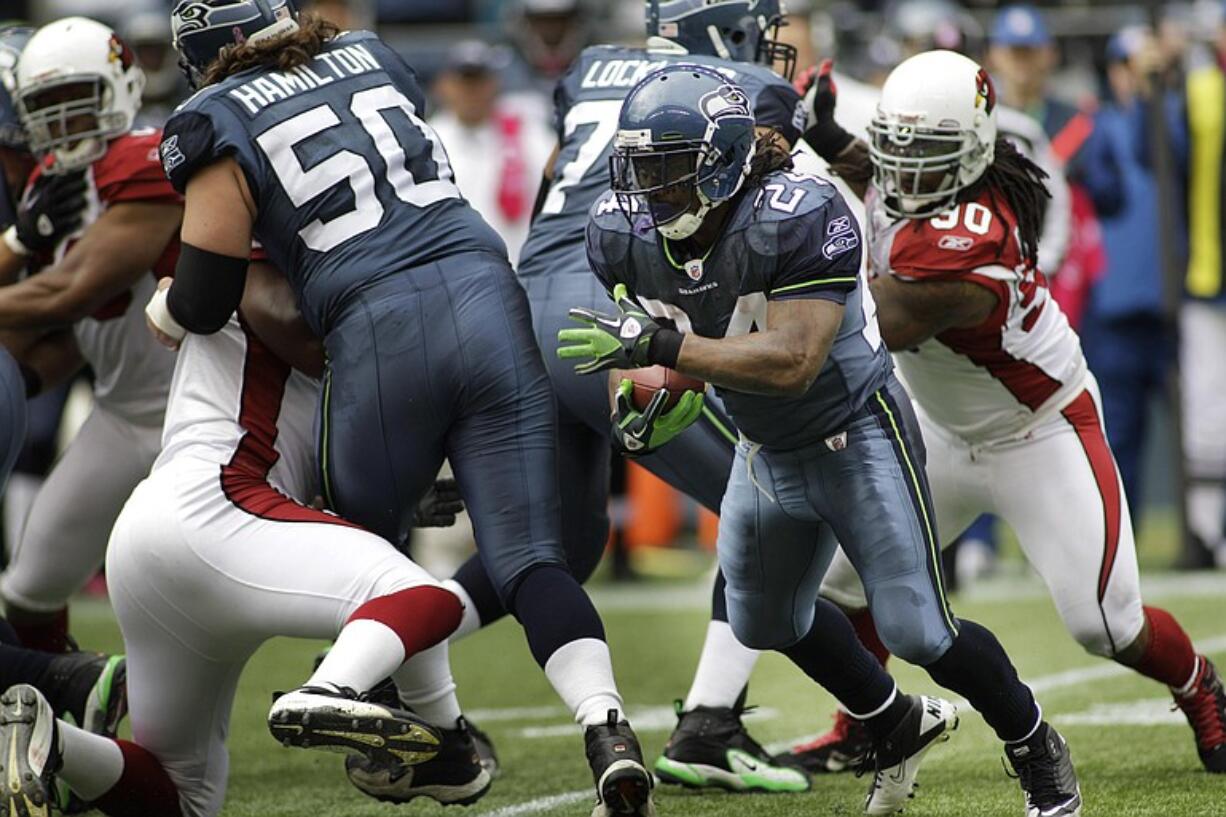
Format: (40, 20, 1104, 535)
(627, 365, 707, 412)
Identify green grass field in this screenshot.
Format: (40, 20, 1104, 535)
(69, 566, 1226, 817)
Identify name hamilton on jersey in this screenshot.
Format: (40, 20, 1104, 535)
(226, 43, 383, 116)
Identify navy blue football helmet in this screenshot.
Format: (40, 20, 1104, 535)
(0, 26, 34, 151)
(171, 0, 300, 88)
(610, 64, 756, 240)
(647, 0, 796, 81)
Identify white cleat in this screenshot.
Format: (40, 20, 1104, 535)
(0, 685, 60, 817)
(864, 695, 958, 815)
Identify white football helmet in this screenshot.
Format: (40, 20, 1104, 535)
(868, 50, 996, 218)
(15, 17, 145, 173)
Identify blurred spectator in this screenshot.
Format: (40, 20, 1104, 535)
(301, 0, 375, 30)
(429, 40, 554, 265)
(1150, 7, 1226, 567)
(1078, 26, 1172, 524)
(500, 0, 593, 123)
(124, 11, 188, 128)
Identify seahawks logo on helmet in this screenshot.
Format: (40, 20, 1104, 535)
(698, 85, 751, 124)
(173, 3, 214, 36)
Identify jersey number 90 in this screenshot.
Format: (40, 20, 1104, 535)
(256, 84, 460, 252)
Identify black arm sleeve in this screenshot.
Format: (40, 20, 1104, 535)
(167, 242, 248, 335)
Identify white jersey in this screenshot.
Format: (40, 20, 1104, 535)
(43, 130, 178, 426)
(867, 188, 1087, 444)
(155, 317, 318, 505)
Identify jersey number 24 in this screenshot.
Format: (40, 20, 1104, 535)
(256, 83, 460, 252)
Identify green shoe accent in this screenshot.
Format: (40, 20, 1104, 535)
(653, 756, 707, 787)
(654, 751, 810, 793)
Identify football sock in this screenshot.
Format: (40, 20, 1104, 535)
(543, 637, 624, 728)
(310, 586, 461, 693)
(780, 598, 899, 721)
(92, 739, 182, 817)
(451, 555, 509, 630)
(682, 620, 759, 711)
(441, 578, 483, 641)
(7, 605, 69, 653)
(0, 642, 55, 697)
(849, 607, 892, 666)
(710, 569, 729, 622)
(507, 564, 605, 667)
(57, 720, 124, 802)
(1129, 606, 1199, 690)
(924, 619, 1039, 743)
(393, 641, 464, 728)
(849, 684, 914, 741)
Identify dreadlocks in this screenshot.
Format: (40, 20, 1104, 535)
(961, 137, 1050, 267)
(744, 129, 794, 188)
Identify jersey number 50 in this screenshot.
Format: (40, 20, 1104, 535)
(256, 84, 460, 252)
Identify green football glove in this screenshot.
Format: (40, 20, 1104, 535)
(611, 378, 704, 456)
(557, 283, 662, 374)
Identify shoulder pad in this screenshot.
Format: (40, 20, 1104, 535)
(95, 131, 181, 205)
(888, 197, 1014, 280)
(746, 171, 852, 256)
(160, 105, 231, 195)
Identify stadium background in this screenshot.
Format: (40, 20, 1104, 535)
(3, 1, 1226, 815)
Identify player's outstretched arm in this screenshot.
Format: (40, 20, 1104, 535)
(870, 274, 999, 350)
(798, 60, 872, 201)
(675, 298, 842, 397)
(0, 200, 182, 329)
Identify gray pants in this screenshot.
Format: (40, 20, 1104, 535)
(717, 377, 957, 665)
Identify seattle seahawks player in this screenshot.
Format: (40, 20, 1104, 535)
(560, 64, 1081, 815)
(437, 0, 814, 795)
(153, 2, 654, 814)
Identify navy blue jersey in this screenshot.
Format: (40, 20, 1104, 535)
(586, 169, 890, 449)
(517, 44, 804, 282)
(0, 172, 14, 228)
(160, 31, 506, 336)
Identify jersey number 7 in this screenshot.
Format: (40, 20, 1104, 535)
(256, 83, 461, 252)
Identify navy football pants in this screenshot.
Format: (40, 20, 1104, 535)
(319, 251, 568, 604)
(0, 346, 26, 496)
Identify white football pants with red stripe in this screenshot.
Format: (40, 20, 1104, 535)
(1, 404, 162, 611)
(105, 458, 441, 817)
(821, 375, 1145, 658)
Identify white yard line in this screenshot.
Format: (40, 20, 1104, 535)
(475, 633, 1226, 817)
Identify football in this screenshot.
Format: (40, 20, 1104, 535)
(627, 366, 707, 412)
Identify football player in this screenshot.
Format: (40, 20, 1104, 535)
(781, 52, 1226, 783)
(439, 0, 813, 794)
(149, 3, 654, 813)
(0, 17, 180, 654)
(0, 262, 477, 817)
(559, 63, 1081, 816)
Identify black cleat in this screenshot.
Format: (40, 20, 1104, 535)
(0, 685, 60, 817)
(1174, 656, 1226, 773)
(268, 686, 441, 767)
(467, 718, 500, 777)
(655, 699, 809, 792)
(585, 710, 655, 817)
(779, 708, 873, 774)
(41, 653, 126, 815)
(345, 716, 492, 806)
(863, 695, 958, 815)
(1004, 722, 1082, 817)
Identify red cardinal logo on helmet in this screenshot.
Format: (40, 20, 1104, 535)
(108, 34, 135, 71)
(974, 67, 996, 114)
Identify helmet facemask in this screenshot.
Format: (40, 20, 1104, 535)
(611, 133, 751, 240)
(754, 15, 797, 82)
(868, 116, 988, 218)
(18, 78, 122, 173)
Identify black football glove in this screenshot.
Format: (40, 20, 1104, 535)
(414, 478, 465, 528)
(557, 283, 681, 373)
(6, 170, 89, 256)
(799, 59, 855, 162)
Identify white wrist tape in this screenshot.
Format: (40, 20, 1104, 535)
(2, 225, 30, 257)
(145, 287, 187, 343)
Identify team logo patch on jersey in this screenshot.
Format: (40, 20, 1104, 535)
(822, 231, 859, 260)
(160, 135, 186, 175)
(827, 215, 852, 236)
(938, 235, 975, 252)
(685, 258, 704, 281)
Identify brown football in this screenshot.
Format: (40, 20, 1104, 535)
(628, 366, 707, 412)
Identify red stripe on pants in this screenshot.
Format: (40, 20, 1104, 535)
(1060, 390, 1122, 603)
